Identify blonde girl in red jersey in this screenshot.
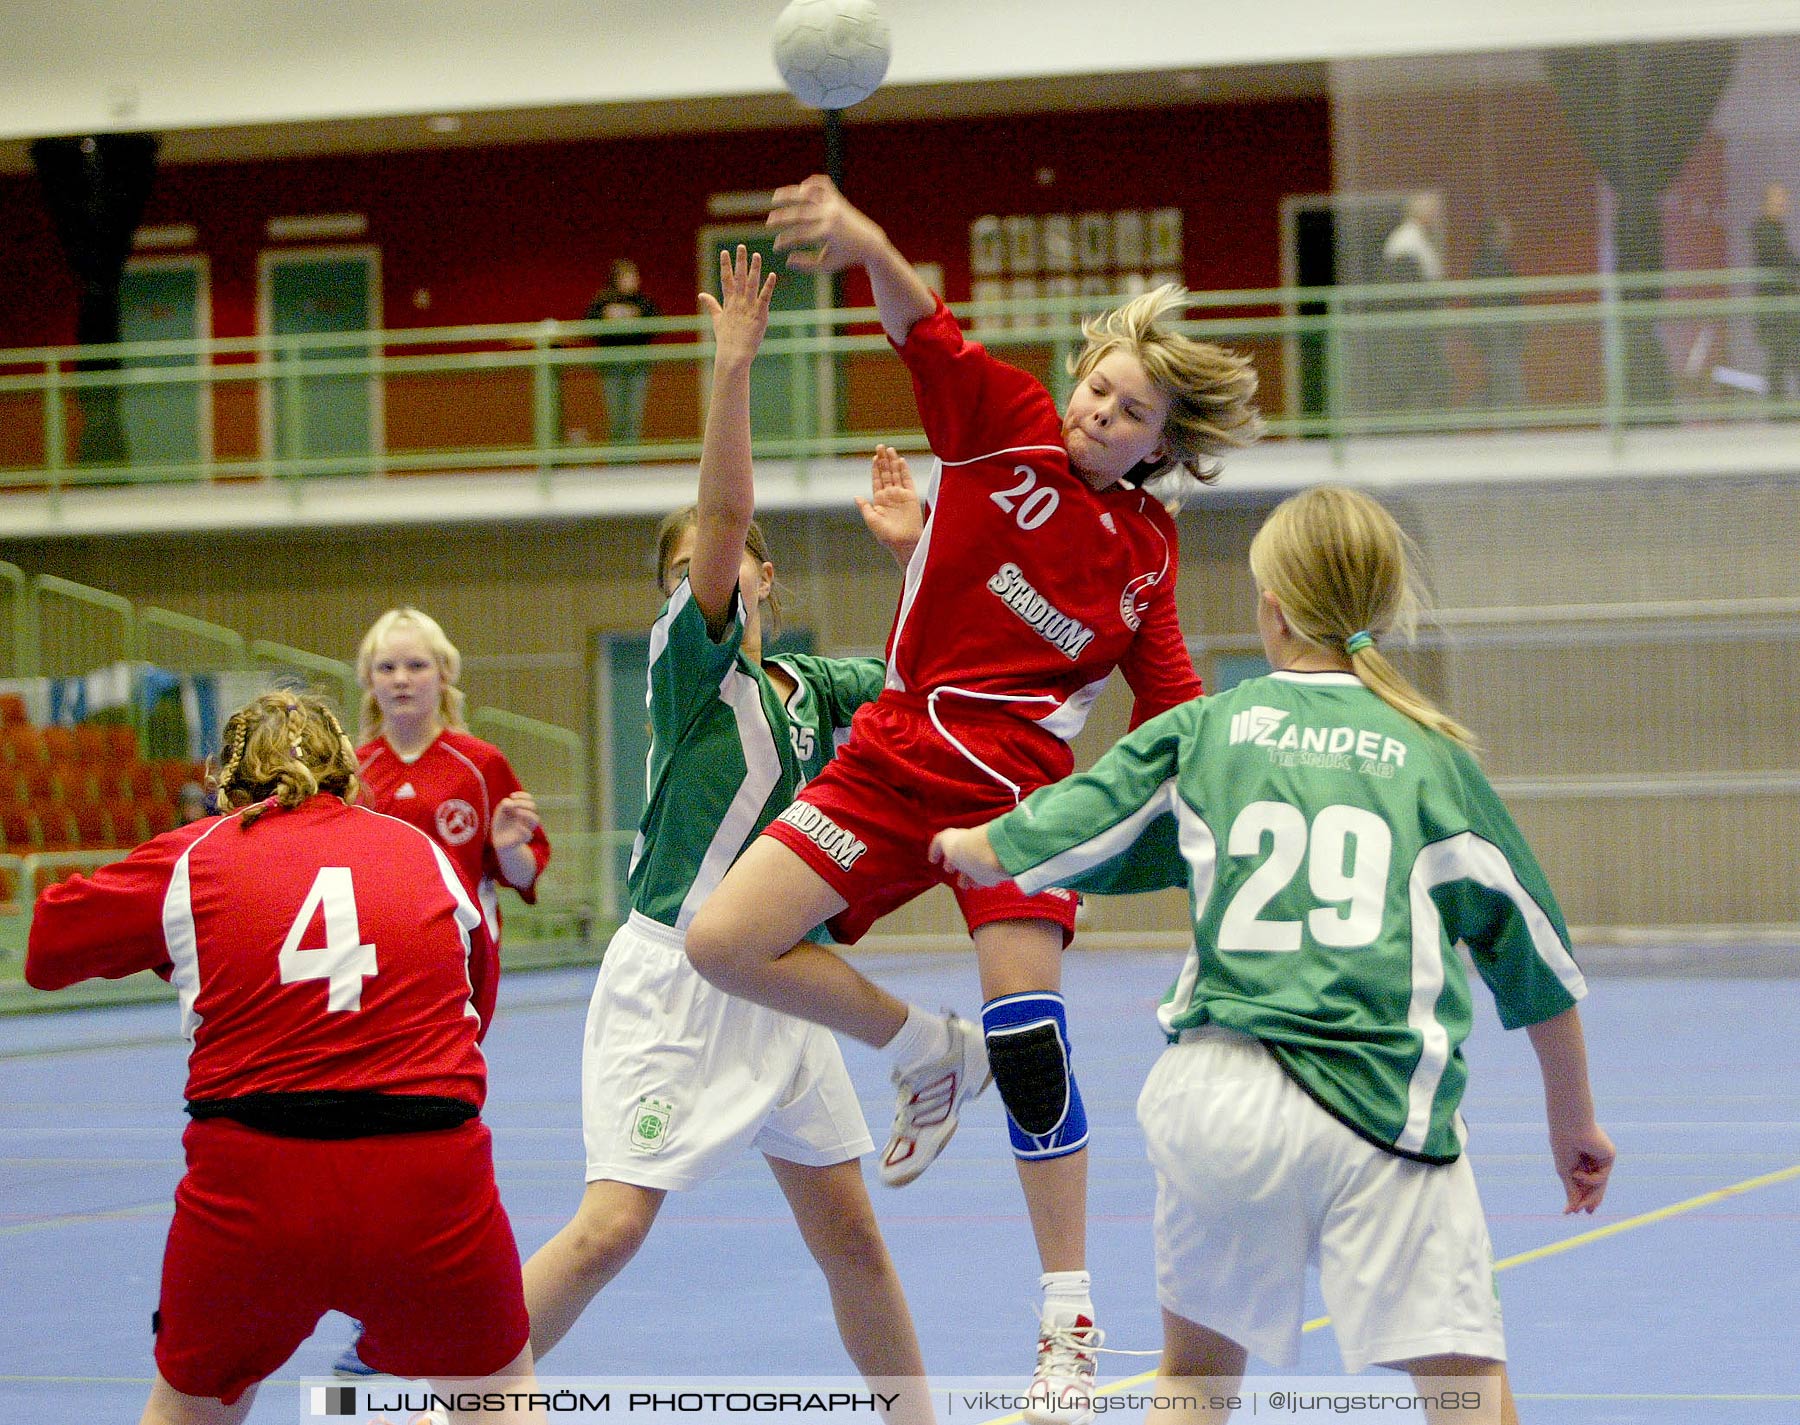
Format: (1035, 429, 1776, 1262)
(687, 175, 1261, 1423)
(334, 607, 550, 1376)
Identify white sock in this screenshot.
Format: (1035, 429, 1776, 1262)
(885, 1004, 952, 1075)
(1040, 1269, 1094, 1325)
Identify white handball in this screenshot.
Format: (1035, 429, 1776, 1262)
(772, 0, 892, 111)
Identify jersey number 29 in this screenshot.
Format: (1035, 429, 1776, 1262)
(278, 866, 379, 1012)
(1218, 802, 1393, 952)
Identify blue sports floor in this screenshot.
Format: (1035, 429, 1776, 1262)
(3, 950, 1797, 1423)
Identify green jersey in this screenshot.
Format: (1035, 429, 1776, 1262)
(629, 580, 886, 931)
(987, 670, 1585, 1163)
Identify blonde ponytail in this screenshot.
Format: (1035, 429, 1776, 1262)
(1249, 486, 1475, 748)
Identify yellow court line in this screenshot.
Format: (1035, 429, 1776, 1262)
(0, 1201, 172, 1237)
(1005, 1160, 1800, 1414)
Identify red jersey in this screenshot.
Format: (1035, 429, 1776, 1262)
(884, 300, 1204, 781)
(356, 727, 551, 943)
(25, 796, 494, 1106)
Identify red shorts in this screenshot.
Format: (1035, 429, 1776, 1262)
(762, 696, 1080, 945)
(155, 1116, 528, 1403)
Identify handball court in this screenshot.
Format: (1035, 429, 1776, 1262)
(3, 948, 1796, 1424)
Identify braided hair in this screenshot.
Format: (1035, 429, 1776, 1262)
(211, 690, 362, 826)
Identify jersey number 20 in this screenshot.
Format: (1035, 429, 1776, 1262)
(1218, 802, 1393, 952)
(991, 466, 1060, 531)
(278, 866, 379, 1012)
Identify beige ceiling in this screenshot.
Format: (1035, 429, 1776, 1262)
(0, 64, 1328, 174)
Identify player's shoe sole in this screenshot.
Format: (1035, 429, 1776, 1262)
(879, 1011, 991, 1187)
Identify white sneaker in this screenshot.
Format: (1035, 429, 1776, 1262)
(879, 1012, 990, 1186)
(1023, 1313, 1103, 1425)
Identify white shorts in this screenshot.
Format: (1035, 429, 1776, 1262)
(1136, 1026, 1506, 1374)
(581, 912, 874, 1190)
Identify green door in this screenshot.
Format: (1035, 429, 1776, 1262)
(697, 227, 831, 453)
(119, 261, 205, 477)
(267, 253, 376, 474)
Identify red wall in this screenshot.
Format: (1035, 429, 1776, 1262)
(0, 99, 1330, 348)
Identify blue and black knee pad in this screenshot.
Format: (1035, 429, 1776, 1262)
(981, 991, 1088, 1160)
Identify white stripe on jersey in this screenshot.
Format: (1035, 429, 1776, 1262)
(674, 664, 782, 931)
(1011, 776, 1177, 896)
(1157, 799, 1221, 1038)
(638, 582, 691, 871)
(936, 443, 1066, 468)
(648, 578, 688, 673)
(884, 467, 938, 694)
(1400, 831, 1588, 1153)
(1036, 673, 1109, 742)
(357, 804, 488, 1033)
(161, 813, 240, 1044)
(436, 737, 493, 831)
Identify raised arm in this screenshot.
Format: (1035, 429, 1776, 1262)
(768, 175, 935, 345)
(857, 444, 923, 567)
(688, 245, 778, 629)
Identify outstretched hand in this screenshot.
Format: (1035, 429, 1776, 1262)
(767, 174, 885, 273)
(697, 244, 778, 369)
(858, 444, 923, 563)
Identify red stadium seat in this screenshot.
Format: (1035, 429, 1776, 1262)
(102, 724, 140, 762)
(3, 807, 42, 852)
(60, 766, 103, 806)
(21, 763, 62, 804)
(0, 767, 23, 804)
(2, 724, 46, 766)
(70, 803, 115, 849)
(73, 725, 110, 762)
(42, 726, 77, 762)
(103, 800, 150, 845)
(38, 807, 77, 851)
(0, 693, 27, 727)
(141, 799, 180, 836)
(156, 760, 202, 802)
(117, 763, 161, 800)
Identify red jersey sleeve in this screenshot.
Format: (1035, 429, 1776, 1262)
(1116, 520, 1205, 728)
(893, 299, 1055, 463)
(25, 825, 203, 990)
(475, 745, 551, 904)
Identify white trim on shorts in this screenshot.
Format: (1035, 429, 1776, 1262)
(580, 912, 874, 1191)
(1136, 1025, 1506, 1374)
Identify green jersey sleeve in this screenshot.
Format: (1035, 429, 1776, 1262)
(772, 653, 887, 734)
(1422, 742, 1587, 1030)
(988, 703, 1199, 896)
(648, 581, 745, 730)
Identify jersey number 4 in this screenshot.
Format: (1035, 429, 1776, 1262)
(1218, 802, 1393, 952)
(278, 866, 378, 1012)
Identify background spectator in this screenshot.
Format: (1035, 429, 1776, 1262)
(1377, 192, 1452, 415)
(587, 258, 661, 445)
(1751, 182, 1800, 401)
(1471, 215, 1527, 408)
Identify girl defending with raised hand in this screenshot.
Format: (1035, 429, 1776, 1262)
(932, 485, 1615, 1425)
(521, 246, 935, 1425)
(685, 174, 1261, 1424)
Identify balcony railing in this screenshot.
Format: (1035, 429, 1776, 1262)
(3, 269, 1797, 498)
